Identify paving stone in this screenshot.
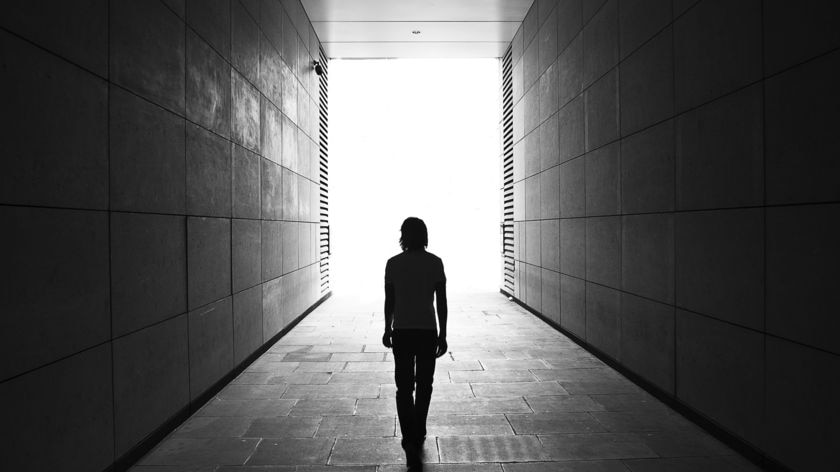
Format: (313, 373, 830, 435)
(232, 372, 274, 384)
(559, 380, 641, 395)
(439, 435, 548, 463)
(525, 395, 606, 413)
(503, 461, 629, 471)
(268, 345, 313, 353)
(268, 372, 332, 385)
(246, 438, 333, 465)
(591, 411, 695, 432)
(472, 382, 569, 397)
(244, 416, 322, 438)
(342, 362, 394, 372)
(330, 437, 439, 465)
(196, 398, 295, 417)
(355, 398, 398, 416)
(290, 399, 356, 416)
(590, 394, 671, 412)
(507, 412, 605, 434)
(637, 430, 735, 457)
(424, 415, 514, 436)
(430, 398, 533, 415)
(328, 372, 395, 384)
(217, 384, 288, 400)
(540, 433, 657, 460)
(433, 360, 486, 371)
(294, 362, 347, 373)
(173, 417, 252, 438)
(450, 370, 538, 383)
(283, 384, 380, 399)
(315, 415, 396, 437)
(140, 438, 259, 466)
(283, 352, 332, 362)
(479, 359, 549, 370)
(309, 344, 365, 353)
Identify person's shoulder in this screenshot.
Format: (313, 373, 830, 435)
(424, 251, 443, 263)
(387, 252, 405, 264)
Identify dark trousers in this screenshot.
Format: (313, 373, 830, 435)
(392, 329, 437, 448)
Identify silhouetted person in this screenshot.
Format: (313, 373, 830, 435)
(383, 217, 448, 471)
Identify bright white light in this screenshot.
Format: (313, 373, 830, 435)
(329, 58, 501, 299)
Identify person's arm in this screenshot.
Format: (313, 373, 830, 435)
(383, 282, 394, 348)
(435, 281, 448, 357)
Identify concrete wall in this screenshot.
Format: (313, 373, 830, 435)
(507, 0, 839, 470)
(0, 0, 325, 470)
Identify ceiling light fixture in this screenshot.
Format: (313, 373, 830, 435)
(411, 30, 421, 35)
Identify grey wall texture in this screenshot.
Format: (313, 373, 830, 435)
(506, 0, 839, 470)
(0, 0, 326, 470)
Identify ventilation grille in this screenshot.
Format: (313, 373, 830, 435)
(318, 46, 330, 295)
(500, 45, 514, 294)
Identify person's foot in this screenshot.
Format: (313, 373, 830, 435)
(404, 441, 422, 469)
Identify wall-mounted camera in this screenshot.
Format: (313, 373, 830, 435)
(313, 60, 324, 76)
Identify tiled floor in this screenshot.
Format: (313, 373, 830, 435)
(132, 291, 761, 471)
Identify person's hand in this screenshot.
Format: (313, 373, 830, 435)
(382, 329, 393, 349)
(435, 336, 448, 358)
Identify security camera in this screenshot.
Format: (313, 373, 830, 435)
(313, 60, 324, 76)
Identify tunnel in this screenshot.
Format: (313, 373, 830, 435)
(1, 0, 838, 471)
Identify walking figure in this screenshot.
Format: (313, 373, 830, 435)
(383, 217, 448, 471)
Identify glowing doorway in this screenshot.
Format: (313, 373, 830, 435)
(329, 59, 501, 298)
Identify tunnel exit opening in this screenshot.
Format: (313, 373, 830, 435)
(328, 59, 502, 298)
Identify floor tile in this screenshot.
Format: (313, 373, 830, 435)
(425, 415, 514, 436)
(246, 438, 334, 465)
(539, 433, 657, 460)
(472, 381, 569, 397)
(330, 353, 387, 362)
(438, 435, 548, 462)
(507, 412, 605, 434)
(294, 362, 346, 373)
(330, 437, 439, 465)
(290, 399, 357, 416)
(430, 398, 533, 415)
(218, 384, 288, 399)
(328, 372, 394, 384)
(282, 383, 380, 399)
(589, 394, 670, 412)
(173, 417, 253, 438)
(315, 415, 396, 437)
(140, 438, 259, 466)
(525, 395, 605, 412)
(355, 398, 397, 416)
(196, 398, 296, 417)
(637, 430, 735, 457)
(479, 359, 550, 370)
(450, 370, 538, 383)
(243, 416, 322, 438)
(502, 461, 629, 471)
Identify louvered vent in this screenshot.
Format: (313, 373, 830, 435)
(500, 46, 514, 294)
(318, 46, 330, 295)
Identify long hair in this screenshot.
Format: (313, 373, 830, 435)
(399, 217, 428, 251)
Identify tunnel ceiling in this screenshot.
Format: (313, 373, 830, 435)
(302, 0, 533, 59)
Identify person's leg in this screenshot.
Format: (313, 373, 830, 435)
(413, 330, 437, 444)
(392, 330, 417, 448)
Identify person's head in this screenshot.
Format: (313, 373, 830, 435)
(399, 217, 428, 251)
